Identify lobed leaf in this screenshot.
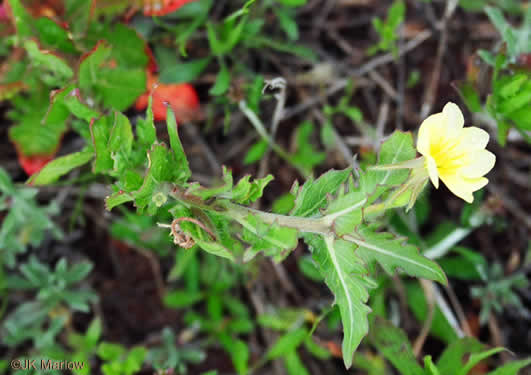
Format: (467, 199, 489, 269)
(304, 234, 374, 368)
(291, 169, 351, 217)
(348, 225, 447, 285)
(29, 147, 94, 186)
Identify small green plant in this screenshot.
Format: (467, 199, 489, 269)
(67, 318, 102, 375)
(27, 90, 451, 369)
(471, 262, 529, 325)
(96, 342, 147, 375)
(368, 0, 405, 57)
(0, 168, 62, 268)
(356, 317, 531, 375)
(147, 327, 205, 374)
(2, 256, 96, 351)
(458, 5, 531, 145)
(255, 308, 332, 374)
(165, 251, 252, 374)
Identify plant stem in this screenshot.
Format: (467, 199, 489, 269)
(171, 186, 390, 239)
(224, 201, 332, 234)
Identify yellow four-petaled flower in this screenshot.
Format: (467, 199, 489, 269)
(417, 102, 496, 203)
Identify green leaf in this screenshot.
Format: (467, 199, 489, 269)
(195, 239, 235, 261)
(266, 328, 307, 360)
(86, 318, 103, 348)
(6, 0, 32, 37)
(368, 317, 425, 375)
(124, 347, 147, 375)
(206, 22, 224, 55)
(105, 189, 135, 212)
(486, 358, 531, 375)
(106, 24, 148, 69)
(159, 58, 211, 84)
(90, 116, 114, 173)
(304, 337, 331, 359)
(499, 74, 528, 98)
(166, 107, 191, 183)
(63, 90, 101, 122)
(511, 106, 531, 130)
(35, 17, 77, 53)
(298, 255, 324, 281)
(246, 74, 264, 114)
(241, 214, 299, 263)
(65, 0, 93, 36)
(274, 7, 299, 41)
(79, 42, 112, 89)
(322, 189, 366, 236)
(424, 356, 441, 375)
(231, 174, 274, 204)
(164, 289, 204, 308)
(291, 121, 326, 174)
(0, 168, 15, 194)
(272, 193, 296, 214)
(97, 342, 125, 361)
(29, 147, 94, 185)
(248, 36, 317, 61)
(96, 68, 146, 111)
(258, 310, 302, 331)
(436, 337, 484, 374)
(457, 347, 507, 375)
(284, 351, 310, 375)
(458, 82, 482, 112)
(275, 0, 307, 7)
(133, 143, 173, 211)
(361, 131, 416, 199)
(187, 166, 234, 200)
(348, 226, 447, 285)
(219, 334, 249, 375)
(291, 169, 351, 217)
(244, 140, 268, 165)
(136, 95, 157, 146)
(320, 121, 336, 149)
(108, 112, 134, 172)
(438, 246, 487, 281)
(498, 81, 531, 114)
(485, 7, 517, 58)
(209, 64, 231, 96)
(8, 87, 71, 156)
(304, 235, 374, 368)
(79, 42, 146, 111)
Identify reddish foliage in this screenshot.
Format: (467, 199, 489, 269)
(17, 153, 54, 176)
(144, 44, 158, 73)
(517, 53, 531, 69)
(135, 73, 200, 123)
(0, 2, 8, 22)
(142, 0, 197, 16)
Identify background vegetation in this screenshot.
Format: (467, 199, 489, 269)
(0, 0, 530, 374)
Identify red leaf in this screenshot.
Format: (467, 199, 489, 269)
(17, 152, 54, 176)
(144, 43, 158, 73)
(135, 74, 200, 123)
(0, 2, 8, 22)
(142, 0, 197, 16)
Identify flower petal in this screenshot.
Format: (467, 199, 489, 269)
(455, 127, 490, 152)
(440, 175, 488, 203)
(425, 155, 439, 188)
(459, 149, 496, 178)
(442, 102, 464, 136)
(417, 112, 445, 155)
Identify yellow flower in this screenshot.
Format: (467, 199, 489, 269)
(417, 102, 496, 203)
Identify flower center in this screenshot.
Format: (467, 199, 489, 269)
(429, 138, 468, 176)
